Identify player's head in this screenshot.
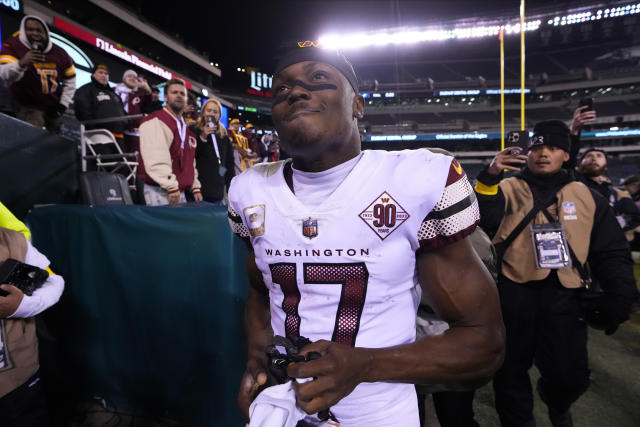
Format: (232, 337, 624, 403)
(578, 147, 607, 178)
(526, 120, 571, 176)
(24, 17, 47, 46)
(271, 47, 364, 162)
(164, 79, 187, 114)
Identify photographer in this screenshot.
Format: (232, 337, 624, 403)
(474, 120, 636, 427)
(0, 210, 64, 426)
(0, 15, 76, 133)
(191, 99, 235, 204)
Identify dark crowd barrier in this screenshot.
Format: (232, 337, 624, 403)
(26, 203, 249, 427)
(0, 113, 78, 220)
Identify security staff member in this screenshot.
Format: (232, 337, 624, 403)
(0, 204, 65, 426)
(474, 120, 636, 427)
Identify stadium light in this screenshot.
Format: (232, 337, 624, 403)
(317, 2, 638, 49)
(318, 20, 541, 49)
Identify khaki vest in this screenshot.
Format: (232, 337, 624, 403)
(493, 178, 595, 288)
(0, 228, 39, 398)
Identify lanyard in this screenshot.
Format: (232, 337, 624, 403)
(210, 133, 221, 164)
(164, 107, 187, 150)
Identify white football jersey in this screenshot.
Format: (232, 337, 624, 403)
(228, 149, 479, 426)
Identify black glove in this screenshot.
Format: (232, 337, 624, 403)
(581, 294, 631, 335)
(46, 103, 67, 118)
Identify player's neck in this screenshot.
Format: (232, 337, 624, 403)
(292, 140, 361, 173)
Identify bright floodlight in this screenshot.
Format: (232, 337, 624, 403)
(318, 20, 541, 50)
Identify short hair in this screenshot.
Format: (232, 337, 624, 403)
(165, 78, 186, 93)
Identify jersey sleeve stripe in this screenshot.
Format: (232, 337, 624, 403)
(419, 218, 479, 251)
(64, 65, 76, 77)
(0, 54, 18, 64)
(424, 192, 476, 221)
(228, 206, 251, 240)
(418, 170, 480, 251)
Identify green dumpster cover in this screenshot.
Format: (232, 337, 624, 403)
(26, 203, 249, 427)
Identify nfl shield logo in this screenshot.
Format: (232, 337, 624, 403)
(562, 202, 576, 215)
(302, 218, 318, 239)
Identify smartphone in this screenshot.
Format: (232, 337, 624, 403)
(506, 130, 529, 156)
(579, 97, 593, 111)
(205, 115, 218, 131)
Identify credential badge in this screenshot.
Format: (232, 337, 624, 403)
(302, 217, 318, 239)
(243, 204, 266, 237)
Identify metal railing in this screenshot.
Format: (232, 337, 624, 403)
(80, 114, 145, 172)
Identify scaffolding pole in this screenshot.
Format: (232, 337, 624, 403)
(521, 0, 526, 130)
(500, 28, 505, 150)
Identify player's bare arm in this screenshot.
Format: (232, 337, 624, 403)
(237, 250, 274, 421)
(288, 237, 505, 414)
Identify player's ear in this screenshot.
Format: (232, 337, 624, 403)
(562, 151, 570, 162)
(352, 93, 364, 121)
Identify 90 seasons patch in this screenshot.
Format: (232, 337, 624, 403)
(359, 191, 410, 240)
(243, 204, 266, 236)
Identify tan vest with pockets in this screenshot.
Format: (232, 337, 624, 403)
(0, 228, 39, 398)
(492, 178, 595, 288)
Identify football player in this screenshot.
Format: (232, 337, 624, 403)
(228, 47, 505, 426)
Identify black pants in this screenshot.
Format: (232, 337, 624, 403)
(493, 275, 589, 427)
(0, 371, 49, 427)
(433, 390, 480, 427)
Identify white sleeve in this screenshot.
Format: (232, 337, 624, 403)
(8, 240, 64, 319)
(0, 62, 27, 84)
(60, 75, 76, 108)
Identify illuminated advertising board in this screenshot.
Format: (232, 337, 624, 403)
(247, 70, 272, 98)
(53, 17, 192, 89)
(0, 0, 21, 12)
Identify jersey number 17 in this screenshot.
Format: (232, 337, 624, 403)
(269, 262, 369, 347)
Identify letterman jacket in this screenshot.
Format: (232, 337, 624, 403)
(138, 108, 201, 193)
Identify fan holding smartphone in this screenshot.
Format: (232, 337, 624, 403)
(571, 98, 597, 135)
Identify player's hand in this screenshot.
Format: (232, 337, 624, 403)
(237, 357, 270, 422)
(0, 284, 24, 318)
(287, 340, 369, 415)
(167, 190, 181, 205)
(193, 191, 203, 202)
(487, 147, 527, 175)
(18, 50, 46, 67)
(570, 105, 597, 135)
